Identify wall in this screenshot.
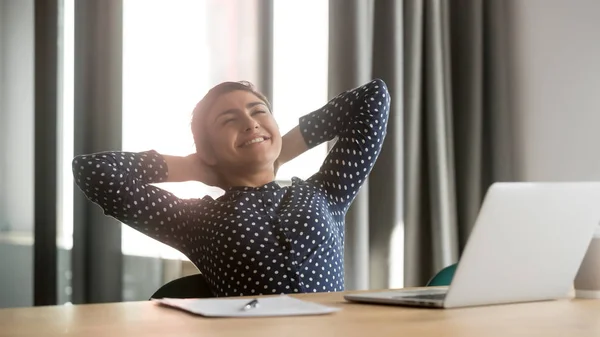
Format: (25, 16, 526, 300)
(0, 0, 34, 308)
(0, 241, 165, 308)
(0, 0, 34, 233)
(0, 243, 33, 307)
(0, 0, 6, 230)
(509, 0, 600, 181)
(0, 1, 7, 232)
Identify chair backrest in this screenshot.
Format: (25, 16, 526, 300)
(426, 263, 457, 287)
(150, 274, 214, 299)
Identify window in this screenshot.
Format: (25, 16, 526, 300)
(58, 0, 74, 252)
(121, 1, 329, 259)
(57, 0, 75, 304)
(122, 0, 212, 259)
(272, 0, 328, 181)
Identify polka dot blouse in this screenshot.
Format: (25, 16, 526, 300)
(73, 79, 390, 297)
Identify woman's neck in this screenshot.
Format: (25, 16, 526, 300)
(222, 169, 275, 189)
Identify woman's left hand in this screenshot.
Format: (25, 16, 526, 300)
(276, 126, 309, 174)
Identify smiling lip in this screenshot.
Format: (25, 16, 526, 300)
(239, 136, 271, 148)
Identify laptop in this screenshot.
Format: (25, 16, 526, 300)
(344, 182, 600, 309)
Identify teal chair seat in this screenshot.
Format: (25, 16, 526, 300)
(426, 263, 457, 287)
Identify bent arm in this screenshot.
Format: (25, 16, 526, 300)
(72, 150, 202, 249)
(301, 79, 391, 211)
(277, 126, 309, 168)
(162, 154, 205, 182)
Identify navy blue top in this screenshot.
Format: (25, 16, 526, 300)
(73, 79, 390, 297)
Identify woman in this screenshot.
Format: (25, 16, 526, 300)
(73, 78, 390, 297)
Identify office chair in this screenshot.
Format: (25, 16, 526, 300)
(150, 273, 214, 299)
(426, 263, 457, 287)
(151, 265, 456, 298)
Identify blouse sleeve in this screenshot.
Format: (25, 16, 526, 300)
(72, 150, 199, 250)
(301, 79, 391, 212)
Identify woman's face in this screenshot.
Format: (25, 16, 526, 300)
(204, 90, 282, 172)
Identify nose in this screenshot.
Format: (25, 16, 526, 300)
(242, 116, 259, 132)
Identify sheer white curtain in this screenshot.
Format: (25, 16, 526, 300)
(273, 0, 328, 181)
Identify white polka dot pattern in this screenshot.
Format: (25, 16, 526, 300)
(72, 79, 390, 297)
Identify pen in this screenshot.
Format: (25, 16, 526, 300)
(241, 298, 259, 311)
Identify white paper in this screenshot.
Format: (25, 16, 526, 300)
(153, 295, 341, 318)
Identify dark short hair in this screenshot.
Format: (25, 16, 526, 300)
(191, 81, 271, 152)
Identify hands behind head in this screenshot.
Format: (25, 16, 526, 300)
(186, 153, 283, 190)
(184, 153, 223, 188)
(189, 155, 283, 188)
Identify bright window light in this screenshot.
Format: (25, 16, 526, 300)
(273, 0, 328, 181)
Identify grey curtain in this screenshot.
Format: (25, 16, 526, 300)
(404, 0, 515, 286)
(329, 0, 403, 290)
(330, 0, 515, 289)
(72, 0, 124, 303)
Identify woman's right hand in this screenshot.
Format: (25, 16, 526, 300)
(184, 153, 222, 187)
(163, 153, 220, 187)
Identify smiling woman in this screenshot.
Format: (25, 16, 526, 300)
(72, 78, 391, 296)
(189, 81, 282, 189)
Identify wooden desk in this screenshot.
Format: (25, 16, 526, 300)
(1, 292, 599, 337)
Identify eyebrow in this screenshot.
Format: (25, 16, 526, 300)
(214, 101, 268, 122)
